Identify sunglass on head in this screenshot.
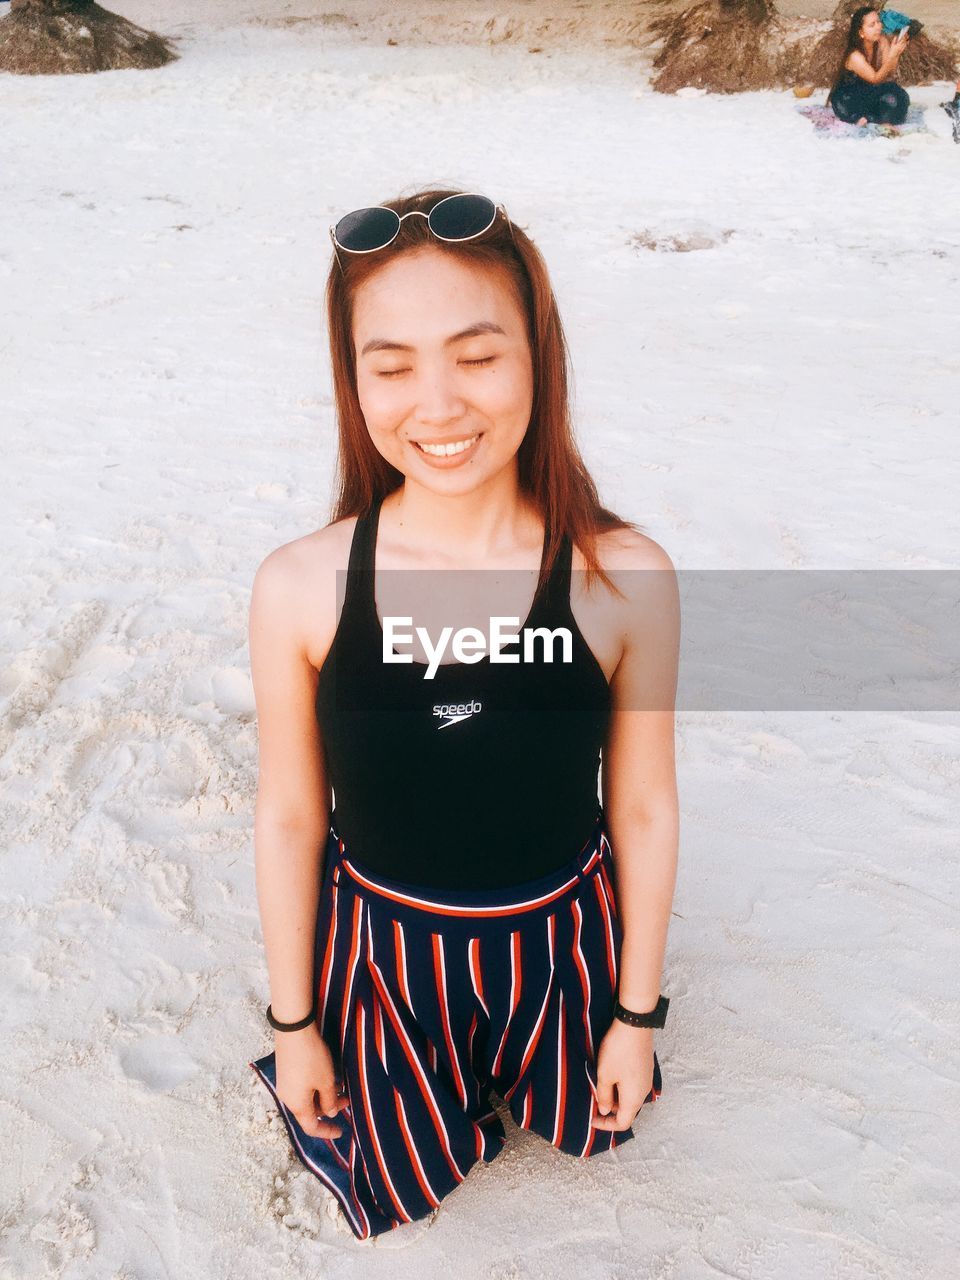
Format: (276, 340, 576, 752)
(329, 193, 511, 270)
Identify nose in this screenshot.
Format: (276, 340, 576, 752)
(411, 365, 468, 428)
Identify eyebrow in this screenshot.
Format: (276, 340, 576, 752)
(359, 321, 506, 358)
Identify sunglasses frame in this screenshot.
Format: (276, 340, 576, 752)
(328, 193, 513, 274)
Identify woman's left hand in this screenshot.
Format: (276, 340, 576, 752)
(591, 1020, 656, 1131)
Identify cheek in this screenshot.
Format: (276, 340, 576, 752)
(484, 357, 534, 422)
(356, 374, 400, 427)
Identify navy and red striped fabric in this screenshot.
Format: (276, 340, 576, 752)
(249, 811, 663, 1240)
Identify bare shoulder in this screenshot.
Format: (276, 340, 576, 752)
(575, 524, 677, 604)
(568, 526, 677, 682)
(590, 525, 676, 576)
(255, 516, 356, 582)
(250, 516, 360, 667)
(594, 526, 678, 628)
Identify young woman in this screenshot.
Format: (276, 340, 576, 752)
(827, 7, 911, 127)
(246, 189, 680, 1241)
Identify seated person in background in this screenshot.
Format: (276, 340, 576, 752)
(827, 6, 910, 127)
(943, 76, 960, 141)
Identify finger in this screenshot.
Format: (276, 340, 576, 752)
(331, 1078, 350, 1110)
(294, 1105, 344, 1140)
(594, 1105, 637, 1131)
(593, 1088, 644, 1130)
(304, 1087, 346, 1136)
(592, 1080, 621, 1128)
(592, 1109, 628, 1130)
(316, 1082, 344, 1120)
(610, 1092, 645, 1129)
(595, 1079, 617, 1117)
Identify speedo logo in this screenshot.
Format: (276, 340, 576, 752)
(433, 699, 482, 729)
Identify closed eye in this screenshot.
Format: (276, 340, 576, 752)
(376, 356, 496, 379)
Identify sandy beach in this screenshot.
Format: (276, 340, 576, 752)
(2, 1, 959, 1276)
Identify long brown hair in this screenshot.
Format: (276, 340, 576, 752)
(827, 7, 883, 106)
(324, 186, 641, 596)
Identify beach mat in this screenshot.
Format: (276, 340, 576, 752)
(795, 103, 928, 139)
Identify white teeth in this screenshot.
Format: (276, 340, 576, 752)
(417, 435, 478, 457)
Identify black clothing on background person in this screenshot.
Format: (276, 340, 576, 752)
(829, 68, 910, 125)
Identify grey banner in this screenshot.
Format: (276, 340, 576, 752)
(332, 568, 960, 711)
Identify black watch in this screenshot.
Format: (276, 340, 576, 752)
(613, 994, 669, 1028)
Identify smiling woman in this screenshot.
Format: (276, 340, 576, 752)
(346, 237, 536, 500)
(244, 186, 680, 1241)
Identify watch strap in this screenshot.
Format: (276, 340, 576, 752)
(613, 994, 669, 1028)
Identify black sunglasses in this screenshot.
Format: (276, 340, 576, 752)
(329, 193, 511, 270)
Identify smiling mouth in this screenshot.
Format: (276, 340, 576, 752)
(412, 433, 481, 457)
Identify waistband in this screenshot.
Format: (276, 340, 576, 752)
(326, 807, 609, 919)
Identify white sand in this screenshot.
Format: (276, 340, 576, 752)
(2, 1, 959, 1276)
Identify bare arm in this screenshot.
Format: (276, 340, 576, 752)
(249, 544, 331, 1023)
(590, 534, 680, 1134)
(600, 538, 681, 1011)
(847, 31, 908, 84)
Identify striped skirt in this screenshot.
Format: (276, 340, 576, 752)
(248, 811, 663, 1240)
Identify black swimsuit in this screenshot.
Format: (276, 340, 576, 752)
(315, 494, 612, 889)
(830, 68, 909, 125)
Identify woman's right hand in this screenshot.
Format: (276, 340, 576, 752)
(274, 1023, 350, 1139)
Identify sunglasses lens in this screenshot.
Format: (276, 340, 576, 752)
(334, 206, 401, 252)
(428, 194, 497, 241)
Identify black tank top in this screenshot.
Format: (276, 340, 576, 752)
(315, 494, 611, 889)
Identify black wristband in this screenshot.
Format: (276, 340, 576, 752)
(613, 994, 669, 1028)
(266, 1002, 317, 1032)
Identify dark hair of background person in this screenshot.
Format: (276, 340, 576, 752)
(827, 7, 885, 106)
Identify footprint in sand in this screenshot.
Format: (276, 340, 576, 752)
(118, 1036, 200, 1091)
(629, 228, 735, 253)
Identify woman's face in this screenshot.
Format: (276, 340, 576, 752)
(860, 10, 882, 40)
(351, 246, 535, 498)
